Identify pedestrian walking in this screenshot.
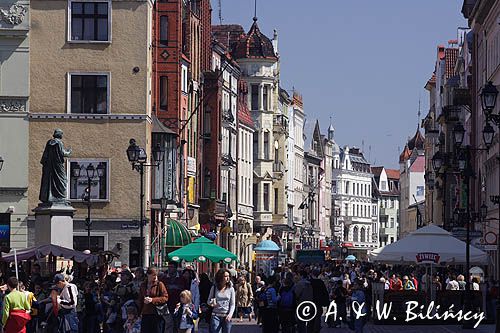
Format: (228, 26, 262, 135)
(54, 273, 79, 333)
(349, 280, 367, 333)
(277, 273, 295, 333)
(208, 269, 235, 333)
(173, 290, 198, 333)
(235, 276, 253, 322)
(261, 276, 278, 333)
(2, 277, 31, 333)
(138, 267, 169, 333)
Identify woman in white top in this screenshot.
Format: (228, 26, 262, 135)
(208, 269, 235, 333)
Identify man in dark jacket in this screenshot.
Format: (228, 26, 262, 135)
(310, 269, 330, 333)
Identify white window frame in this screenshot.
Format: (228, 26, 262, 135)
(73, 231, 109, 250)
(181, 65, 188, 94)
(67, 158, 111, 202)
(67, 0, 112, 43)
(67, 72, 111, 114)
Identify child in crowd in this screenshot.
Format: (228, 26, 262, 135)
(174, 290, 198, 333)
(123, 306, 141, 333)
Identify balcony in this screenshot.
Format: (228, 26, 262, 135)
(273, 114, 288, 134)
(452, 88, 471, 107)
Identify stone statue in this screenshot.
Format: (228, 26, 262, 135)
(39, 129, 72, 205)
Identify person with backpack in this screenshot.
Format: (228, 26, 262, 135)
(235, 276, 253, 322)
(277, 273, 295, 333)
(254, 280, 266, 326)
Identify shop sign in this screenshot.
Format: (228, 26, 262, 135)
(416, 252, 440, 263)
(187, 157, 196, 176)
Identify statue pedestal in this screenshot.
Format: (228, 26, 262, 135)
(33, 204, 75, 249)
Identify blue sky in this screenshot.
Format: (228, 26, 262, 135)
(213, 0, 466, 168)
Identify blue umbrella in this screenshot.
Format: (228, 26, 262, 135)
(345, 255, 357, 261)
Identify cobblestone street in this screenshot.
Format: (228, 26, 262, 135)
(196, 318, 495, 333)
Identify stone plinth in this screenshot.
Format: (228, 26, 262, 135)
(33, 204, 75, 249)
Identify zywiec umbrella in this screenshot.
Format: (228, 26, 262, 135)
(345, 255, 357, 261)
(368, 225, 489, 265)
(167, 236, 237, 263)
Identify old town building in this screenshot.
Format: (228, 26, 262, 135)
(398, 129, 425, 238)
(0, 0, 30, 250)
(332, 144, 377, 258)
(372, 167, 400, 246)
(29, 0, 154, 265)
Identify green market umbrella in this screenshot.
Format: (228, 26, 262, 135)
(167, 236, 237, 263)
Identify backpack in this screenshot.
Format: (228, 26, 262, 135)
(279, 287, 294, 309)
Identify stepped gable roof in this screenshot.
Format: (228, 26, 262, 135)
(407, 128, 424, 151)
(399, 145, 411, 163)
(386, 169, 400, 180)
(232, 18, 277, 61)
(212, 24, 245, 51)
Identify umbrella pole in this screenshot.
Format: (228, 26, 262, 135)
(14, 248, 18, 288)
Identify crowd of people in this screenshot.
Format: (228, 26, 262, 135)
(0, 259, 495, 333)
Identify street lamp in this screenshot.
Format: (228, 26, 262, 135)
(481, 81, 499, 114)
(126, 138, 165, 268)
(0, 156, 4, 172)
(432, 152, 443, 172)
(480, 202, 488, 220)
(479, 81, 500, 332)
(453, 122, 465, 147)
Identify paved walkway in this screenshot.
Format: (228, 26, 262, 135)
(226, 320, 495, 333)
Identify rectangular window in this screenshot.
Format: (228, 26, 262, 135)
(70, 74, 108, 114)
(251, 84, 259, 110)
(253, 132, 259, 159)
(204, 110, 211, 135)
(253, 184, 258, 210)
(263, 85, 269, 110)
(416, 186, 425, 196)
(70, 1, 110, 42)
(181, 65, 188, 93)
(73, 235, 104, 253)
(160, 16, 168, 45)
(274, 188, 279, 214)
(160, 76, 168, 111)
(263, 132, 269, 160)
(332, 180, 337, 194)
(344, 203, 349, 216)
(263, 184, 270, 211)
(390, 217, 395, 228)
(69, 160, 109, 200)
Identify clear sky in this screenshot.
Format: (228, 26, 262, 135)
(213, 0, 467, 168)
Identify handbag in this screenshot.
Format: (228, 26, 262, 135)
(153, 282, 173, 330)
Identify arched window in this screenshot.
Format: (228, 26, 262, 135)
(353, 226, 359, 242)
(366, 228, 370, 242)
(360, 227, 366, 242)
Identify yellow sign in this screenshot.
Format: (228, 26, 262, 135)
(188, 177, 195, 203)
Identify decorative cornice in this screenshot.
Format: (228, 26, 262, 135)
(0, 4, 27, 25)
(30, 114, 149, 121)
(0, 97, 27, 113)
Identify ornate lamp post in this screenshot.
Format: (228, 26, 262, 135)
(0, 156, 4, 172)
(72, 162, 105, 251)
(126, 139, 165, 267)
(478, 81, 500, 331)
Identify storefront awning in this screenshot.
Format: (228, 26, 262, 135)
(166, 219, 192, 247)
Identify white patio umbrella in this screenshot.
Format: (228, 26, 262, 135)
(368, 224, 489, 265)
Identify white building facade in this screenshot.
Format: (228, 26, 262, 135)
(0, 0, 30, 249)
(332, 146, 378, 258)
(372, 167, 400, 246)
